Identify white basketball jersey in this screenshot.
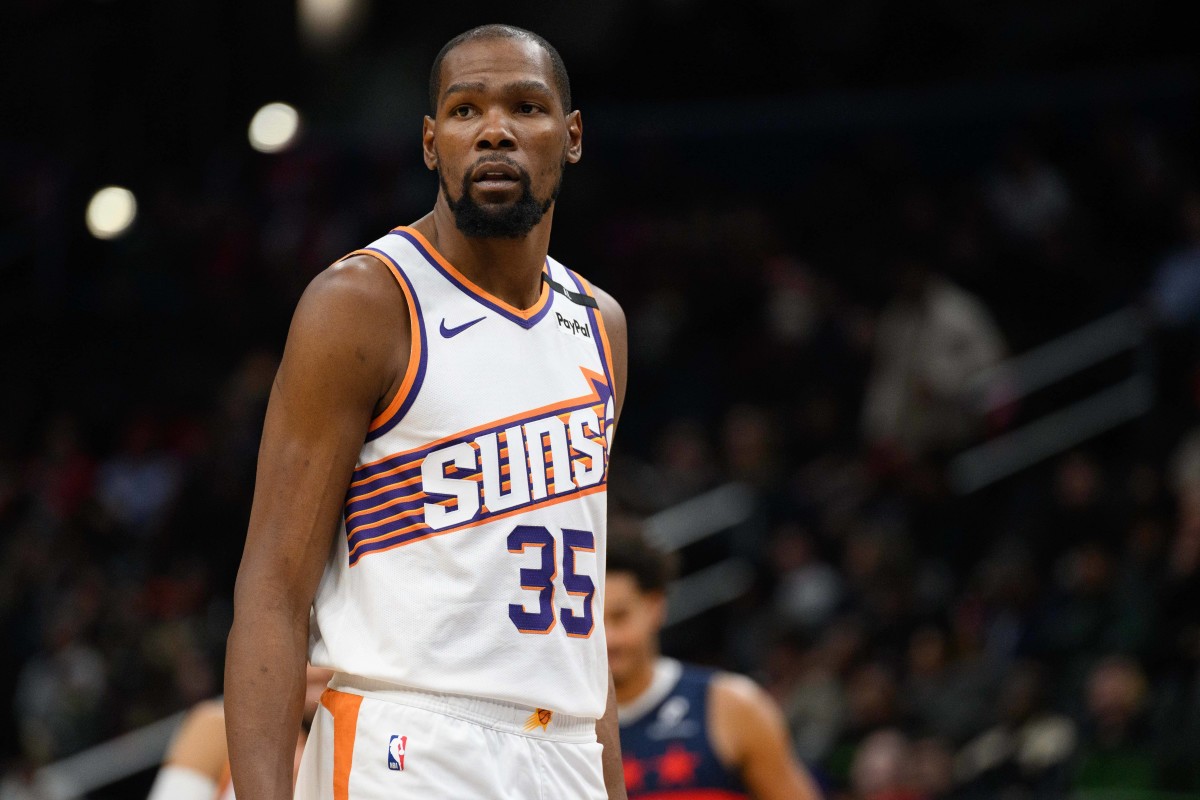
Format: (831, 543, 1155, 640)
(307, 226, 615, 719)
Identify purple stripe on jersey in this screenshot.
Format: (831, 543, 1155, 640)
(346, 493, 428, 536)
(348, 527, 439, 564)
(347, 499, 489, 564)
(346, 461, 422, 501)
(565, 268, 614, 393)
(350, 397, 603, 491)
(362, 247, 428, 442)
(346, 477, 608, 566)
(344, 386, 611, 565)
(345, 484, 425, 522)
(390, 230, 555, 330)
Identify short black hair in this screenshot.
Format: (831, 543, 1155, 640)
(428, 24, 572, 115)
(606, 523, 677, 593)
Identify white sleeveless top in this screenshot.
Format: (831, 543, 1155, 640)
(307, 226, 615, 719)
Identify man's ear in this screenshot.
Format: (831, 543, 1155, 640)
(565, 109, 582, 164)
(647, 589, 667, 630)
(423, 115, 437, 170)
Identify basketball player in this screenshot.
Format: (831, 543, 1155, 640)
(607, 530, 822, 799)
(224, 24, 628, 800)
(146, 667, 333, 800)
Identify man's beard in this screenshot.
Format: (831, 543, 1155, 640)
(440, 157, 563, 239)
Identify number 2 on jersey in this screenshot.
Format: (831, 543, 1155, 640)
(507, 525, 595, 637)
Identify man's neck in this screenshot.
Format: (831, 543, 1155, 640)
(614, 657, 658, 706)
(410, 202, 554, 310)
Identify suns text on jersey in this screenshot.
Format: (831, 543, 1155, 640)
(342, 368, 613, 564)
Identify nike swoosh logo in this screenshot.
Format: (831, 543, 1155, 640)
(439, 316, 486, 338)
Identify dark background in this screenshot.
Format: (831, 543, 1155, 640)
(2, 1, 1199, 797)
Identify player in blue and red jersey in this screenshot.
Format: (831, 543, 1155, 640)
(606, 529, 822, 800)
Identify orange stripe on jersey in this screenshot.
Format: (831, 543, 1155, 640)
(319, 689, 363, 800)
(570, 272, 615, 389)
(345, 503, 427, 538)
(343, 474, 423, 509)
(351, 366, 609, 475)
(393, 226, 551, 321)
(347, 459, 420, 490)
(348, 482, 607, 563)
(342, 249, 425, 434)
(344, 485, 424, 523)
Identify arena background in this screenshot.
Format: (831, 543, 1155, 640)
(2, 1, 1198, 797)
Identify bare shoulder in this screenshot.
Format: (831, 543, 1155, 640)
(711, 673, 824, 800)
(281, 253, 409, 404)
(164, 700, 228, 775)
(587, 282, 627, 341)
(711, 671, 785, 725)
(294, 254, 408, 335)
(708, 672, 788, 763)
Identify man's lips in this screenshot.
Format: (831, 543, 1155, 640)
(471, 161, 521, 183)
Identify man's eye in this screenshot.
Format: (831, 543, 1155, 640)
(518, 103, 540, 114)
(453, 106, 472, 117)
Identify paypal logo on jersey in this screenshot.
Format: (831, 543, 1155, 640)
(555, 311, 592, 341)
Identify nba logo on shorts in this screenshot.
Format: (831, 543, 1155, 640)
(388, 735, 407, 771)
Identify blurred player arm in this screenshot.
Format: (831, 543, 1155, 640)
(712, 674, 824, 800)
(225, 255, 408, 800)
(146, 700, 226, 800)
(592, 284, 628, 800)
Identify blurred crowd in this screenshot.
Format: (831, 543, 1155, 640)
(600, 113, 1200, 799)
(3, 74, 1200, 800)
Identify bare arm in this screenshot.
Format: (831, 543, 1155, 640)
(711, 674, 823, 800)
(592, 284, 628, 799)
(146, 702, 226, 800)
(162, 701, 227, 777)
(224, 256, 407, 800)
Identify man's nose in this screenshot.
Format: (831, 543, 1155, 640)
(475, 108, 516, 150)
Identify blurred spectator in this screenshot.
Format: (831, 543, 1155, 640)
(1149, 191, 1200, 328)
(861, 261, 1006, 462)
(849, 729, 920, 800)
(984, 141, 1074, 243)
(24, 415, 94, 522)
(903, 623, 993, 745)
(955, 661, 1076, 798)
(772, 621, 862, 767)
(94, 414, 183, 538)
(1071, 656, 1157, 794)
(1032, 543, 1120, 681)
(827, 662, 902, 786)
(907, 737, 955, 800)
(772, 524, 843, 633)
(14, 612, 107, 763)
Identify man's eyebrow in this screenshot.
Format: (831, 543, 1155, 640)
(504, 79, 553, 96)
(441, 79, 556, 104)
(442, 81, 487, 99)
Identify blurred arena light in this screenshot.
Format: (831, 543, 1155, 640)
(248, 102, 301, 153)
(299, 0, 365, 49)
(85, 186, 137, 240)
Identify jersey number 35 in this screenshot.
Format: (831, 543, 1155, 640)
(507, 525, 595, 637)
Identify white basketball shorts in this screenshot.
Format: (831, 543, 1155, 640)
(294, 674, 607, 799)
